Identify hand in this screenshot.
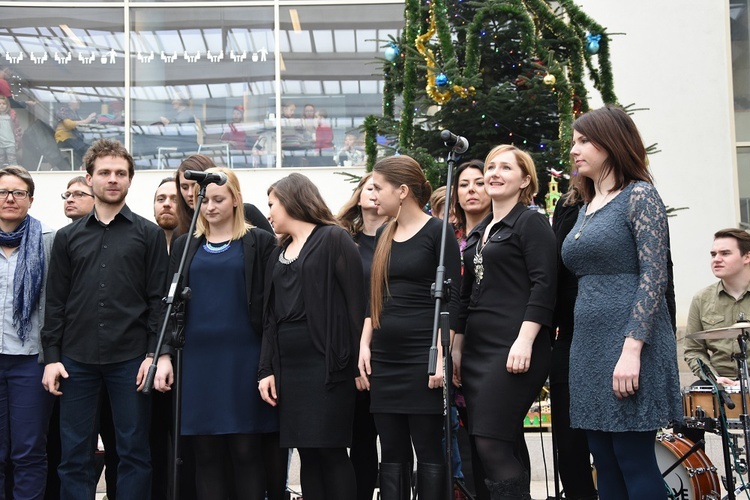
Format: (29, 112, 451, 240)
(613, 349, 641, 399)
(355, 376, 369, 392)
(136, 357, 153, 391)
(428, 353, 444, 389)
(259, 375, 278, 407)
(154, 355, 174, 392)
(717, 376, 740, 387)
(452, 335, 464, 387)
(159, 116, 170, 126)
(86, 112, 97, 122)
(507, 336, 533, 374)
(358, 343, 372, 390)
(42, 362, 68, 396)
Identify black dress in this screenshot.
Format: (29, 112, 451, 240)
(458, 204, 556, 440)
(370, 217, 461, 414)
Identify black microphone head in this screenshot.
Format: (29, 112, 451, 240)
(215, 172, 228, 186)
(440, 129, 452, 143)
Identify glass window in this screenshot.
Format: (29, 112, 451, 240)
(130, 6, 275, 169)
(740, 147, 750, 228)
(732, 0, 750, 142)
(0, 7, 125, 170)
(276, 4, 402, 167)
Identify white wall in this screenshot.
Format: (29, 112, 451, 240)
(578, 0, 737, 327)
(26, 166, 366, 233)
(23, 0, 737, 328)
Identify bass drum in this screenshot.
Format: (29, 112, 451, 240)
(656, 433, 720, 500)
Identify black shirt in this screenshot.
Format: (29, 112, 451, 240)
(42, 205, 169, 365)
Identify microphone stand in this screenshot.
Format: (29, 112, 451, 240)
(143, 182, 208, 500)
(429, 140, 473, 500)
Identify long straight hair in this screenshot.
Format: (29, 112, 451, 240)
(370, 155, 431, 328)
(336, 172, 374, 236)
(175, 154, 216, 236)
(267, 173, 337, 246)
(193, 167, 250, 240)
(571, 105, 651, 202)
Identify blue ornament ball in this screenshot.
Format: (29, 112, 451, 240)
(435, 73, 448, 87)
(384, 46, 399, 62)
(586, 40, 599, 54)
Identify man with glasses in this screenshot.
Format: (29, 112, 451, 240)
(41, 139, 170, 499)
(61, 176, 94, 221)
(0, 166, 56, 499)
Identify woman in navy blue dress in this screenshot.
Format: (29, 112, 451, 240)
(156, 168, 286, 500)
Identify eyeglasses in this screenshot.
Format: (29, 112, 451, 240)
(61, 191, 94, 200)
(0, 189, 30, 200)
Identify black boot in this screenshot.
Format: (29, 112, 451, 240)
(416, 462, 447, 500)
(484, 472, 531, 500)
(379, 463, 411, 500)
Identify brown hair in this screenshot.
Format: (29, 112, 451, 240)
(714, 228, 750, 256)
(66, 175, 89, 190)
(267, 173, 337, 246)
(450, 159, 486, 233)
(429, 186, 447, 217)
(0, 166, 34, 196)
(175, 154, 216, 236)
(336, 172, 373, 236)
(83, 139, 134, 178)
(194, 168, 250, 240)
(370, 155, 431, 328)
(571, 105, 651, 203)
(484, 144, 537, 206)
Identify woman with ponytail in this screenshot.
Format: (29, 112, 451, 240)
(358, 155, 461, 500)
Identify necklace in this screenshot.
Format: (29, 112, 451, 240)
(473, 225, 503, 283)
(574, 192, 613, 240)
(203, 240, 231, 254)
(278, 248, 298, 265)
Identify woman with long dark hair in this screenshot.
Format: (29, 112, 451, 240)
(359, 155, 461, 500)
(453, 145, 556, 500)
(258, 173, 364, 500)
(336, 173, 388, 500)
(155, 168, 286, 499)
(562, 106, 681, 498)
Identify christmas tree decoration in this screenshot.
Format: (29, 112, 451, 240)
(384, 43, 400, 62)
(586, 34, 601, 54)
(365, 0, 620, 202)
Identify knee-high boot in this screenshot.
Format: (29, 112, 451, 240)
(379, 463, 411, 500)
(416, 462, 447, 500)
(484, 472, 531, 500)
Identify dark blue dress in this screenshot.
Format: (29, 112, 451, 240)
(182, 242, 278, 435)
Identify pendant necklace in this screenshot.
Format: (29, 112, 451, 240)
(203, 240, 231, 254)
(574, 191, 613, 241)
(473, 225, 502, 284)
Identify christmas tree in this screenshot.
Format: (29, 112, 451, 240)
(364, 0, 618, 202)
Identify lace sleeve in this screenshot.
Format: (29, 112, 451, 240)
(625, 182, 669, 343)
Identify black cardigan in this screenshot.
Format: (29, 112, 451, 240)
(259, 224, 365, 385)
(168, 228, 276, 337)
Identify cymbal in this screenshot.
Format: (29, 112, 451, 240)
(687, 322, 750, 340)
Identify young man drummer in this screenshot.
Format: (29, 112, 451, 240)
(684, 228, 750, 384)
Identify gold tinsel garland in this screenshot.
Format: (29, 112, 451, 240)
(415, 1, 474, 105)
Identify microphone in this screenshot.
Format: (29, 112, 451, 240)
(440, 129, 469, 154)
(183, 170, 228, 186)
(697, 359, 736, 410)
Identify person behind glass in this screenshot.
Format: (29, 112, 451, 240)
(336, 133, 364, 166)
(549, 189, 597, 500)
(159, 97, 193, 126)
(0, 166, 55, 500)
(258, 173, 364, 500)
(0, 96, 22, 167)
(154, 167, 286, 500)
(54, 95, 96, 169)
(358, 155, 461, 500)
(336, 173, 389, 500)
(61, 176, 94, 221)
(174, 154, 273, 239)
(221, 105, 247, 150)
(452, 145, 556, 500)
(41, 139, 171, 500)
(561, 106, 682, 499)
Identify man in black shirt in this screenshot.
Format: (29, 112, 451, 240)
(41, 139, 170, 500)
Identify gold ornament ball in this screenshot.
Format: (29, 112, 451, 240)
(543, 73, 556, 85)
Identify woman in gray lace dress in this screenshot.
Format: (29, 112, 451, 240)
(561, 106, 682, 499)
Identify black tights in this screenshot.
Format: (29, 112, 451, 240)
(474, 434, 528, 483)
(374, 413, 444, 464)
(297, 447, 356, 500)
(190, 432, 287, 500)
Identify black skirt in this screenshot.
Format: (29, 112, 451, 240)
(277, 320, 355, 448)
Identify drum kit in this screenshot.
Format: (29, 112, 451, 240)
(666, 322, 750, 500)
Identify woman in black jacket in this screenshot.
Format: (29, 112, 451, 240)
(259, 173, 365, 500)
